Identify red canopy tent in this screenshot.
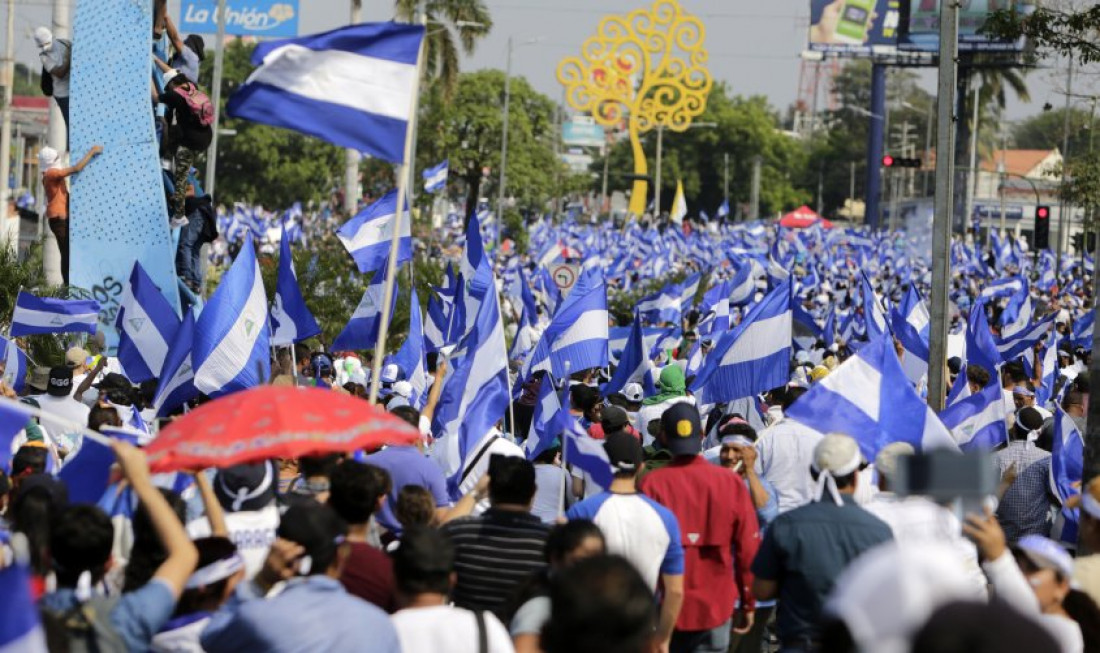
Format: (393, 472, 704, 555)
(778, 205, 834, 229)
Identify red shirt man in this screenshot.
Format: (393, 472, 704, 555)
(640, 403, 761, 645)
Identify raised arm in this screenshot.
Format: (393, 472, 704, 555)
(58, 145, 103, 178)
(112, 441, 198, 598)
(193, 470, 229, 537)
(164, 14, 185, 58)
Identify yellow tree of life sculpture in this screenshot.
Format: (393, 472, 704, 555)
(557, 0, 712, 216)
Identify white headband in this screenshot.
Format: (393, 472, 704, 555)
(811, 448, 862, 507)
(721, 435, 755, 448)
(1083, 492, 1100, 521)
(218, 464, 273, 512)
(185, 553, 244, 589)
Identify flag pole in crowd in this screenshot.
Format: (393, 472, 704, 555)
(366, 26, 427, 405)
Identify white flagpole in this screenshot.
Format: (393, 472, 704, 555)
(368, 28, 426, 405)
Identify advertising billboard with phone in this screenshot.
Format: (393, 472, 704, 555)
(807, 0, 901, 56)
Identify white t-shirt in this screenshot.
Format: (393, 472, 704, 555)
(31, 393, 91, 452)
(531, 463, 571, 524)
(452, 432, 524, 515)
(186, 505, 279, 579)
(391, 605, 515, 653)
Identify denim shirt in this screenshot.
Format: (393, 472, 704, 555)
(39, 579, 177, 652)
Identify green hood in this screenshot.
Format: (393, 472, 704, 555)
(643, 365, 687, 406)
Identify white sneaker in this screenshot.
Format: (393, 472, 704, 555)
(170, 216, 189, 228)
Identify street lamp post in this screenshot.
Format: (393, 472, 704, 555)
(654, 121, 716, 216)
(497, 35, 542, 253)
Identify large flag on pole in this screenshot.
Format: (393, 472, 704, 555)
(332, 266, 397, 352)
(0, 335, 27, 394)
(153, 310, 199, 418)
(337, 190, 413, 274)
(193, 240, 270, 397)
(10, 292, 99, 337)
(226, 22, 426, 163)
(116, 262, 181, 383)
(785, 334, 958, 461)
(270, 227, 321, 346)
(691, 281, 792, 404)
(1050, 407, 1084, 544)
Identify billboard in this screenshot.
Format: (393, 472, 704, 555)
(180, 0, 299, 38)
(807, 0, 901, 55)
(562, 116, 606, 148)
(900, 1, 1032, 52)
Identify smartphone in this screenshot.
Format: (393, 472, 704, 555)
(893, 449, 996, 502)
(834, 0, 877, 44)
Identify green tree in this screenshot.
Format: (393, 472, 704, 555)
(394, 0, 492, 95)
(1013, 106, 1097, 161)
(984, 5, 1100, 64)
(14, 63, 43, 97)
(202, 41, 345, 208)
(594, 83, 809, 218)
(416, 70, 562, 220)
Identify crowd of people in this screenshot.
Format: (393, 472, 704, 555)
(3, 7, 1099, 652)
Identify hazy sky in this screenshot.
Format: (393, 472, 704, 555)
(6, 1, 1098, 131)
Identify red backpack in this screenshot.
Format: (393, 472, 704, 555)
(170, 81, 214, 127)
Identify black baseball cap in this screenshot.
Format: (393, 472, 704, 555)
(46, 366, 72, 397)
(600, 405, 631, 435)
(661, 403, 703, 456)
(604, 431, 643, 474)
(277, 504, 348, 576)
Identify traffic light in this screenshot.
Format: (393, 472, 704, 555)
(1034, 205, 1050, 250)
(882, 154, 921, 168)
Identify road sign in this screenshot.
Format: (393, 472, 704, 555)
(551, 264, 579, 293)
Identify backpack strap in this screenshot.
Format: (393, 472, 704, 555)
(474, 610, 488, 653)
(458, 435, 499, 487)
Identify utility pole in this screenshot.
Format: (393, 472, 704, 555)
(723, 152, 729, 204)
(344, 0, 362, 215)
(204, 0, 228, 198)
(654, 124, 664, 216)
(600, 133, 610, 216)
(865, 63, 887, 230)
(749, 155, 762, 221)
(1056, 55, 1074, 274)
(998, 116, 1007, 236)
(849, 161, 856, 213)
(928, 0, 959, 411)
(0, 0, 16, 254)
(496, 36, 514, 253)
(964, 79, 980, 244)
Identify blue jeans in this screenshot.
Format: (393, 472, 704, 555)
(175, 207, 203, 288)
(670, 619, 731, 653)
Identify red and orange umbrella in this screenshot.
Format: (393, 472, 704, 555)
(145, 386, 419, 473)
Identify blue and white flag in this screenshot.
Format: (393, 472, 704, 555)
(860, 273, 888, 340)
(1050, 407, 1084, 544)
(1036, 327, 1060, 408)
(727, 263, 755, 305)
(0, 399, 31, 474)
(786, 334, 957, 460)
(270, 227, 321, 347)
(716, 198, 730, 219)
(431, 265, 510, 499)
(10, 292, 99, 337)
(193, 240, 270, 397)
(337, 190, 413, 274)
(58, 436, 117, 505)
(332, 266, 397, 352)
(1000, 281, 1032, 340)
(603, 311, 657, 398)
(997, 314, 1055, 363)
(638, 282, 680, 325)
(553, 384, 613, 490)
(691, 281, 791, 404)
(679, 273, 701, 315)
(154, 310, 199, 418)
(0, 555, 47, 652)
(964, 301, 1002, 375)
(978, 275, 1025, 301)
(525, 375, 561, 462)
(891, 286, 930, 385)
(227, 22, 425, 163)
(1073, 311, 1094, 351)
(116, 262, 181, 383)
(522, 266, 609, 381)
(423, 159, 448, 193)
(939, 377, 1007, 451)
(0, 335, 27, 394)
(393, 286, 428, 409)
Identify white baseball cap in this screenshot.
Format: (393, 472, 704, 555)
(621, 383, 644, 403)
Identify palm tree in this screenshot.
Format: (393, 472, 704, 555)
(395, 0, 493, 95)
